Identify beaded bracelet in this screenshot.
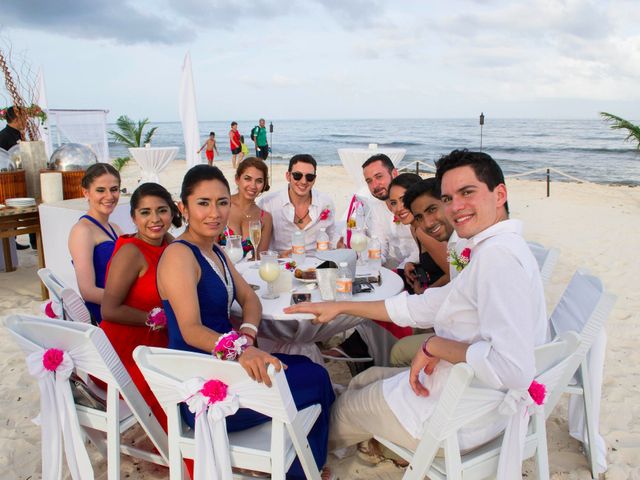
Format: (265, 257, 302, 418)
(239, 322, 259, 334)
(213, 330, 248, 361)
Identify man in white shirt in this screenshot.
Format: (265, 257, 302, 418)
(257, 154, 338, 255)
(286, 150, 547, 456)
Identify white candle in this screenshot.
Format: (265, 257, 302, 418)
(40, 171, 63, 204)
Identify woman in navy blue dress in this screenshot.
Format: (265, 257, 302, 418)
(157, 165, 334, 480)
(68, 163, 123, 323)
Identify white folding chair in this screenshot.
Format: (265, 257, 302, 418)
(549, 269, 616, 478)
(38, 268, 92, 324)
(374, 331, 581, 480)
(527, 241, 560, 286)
(134, 345, 323, 480)
(3, 314, 169, 479)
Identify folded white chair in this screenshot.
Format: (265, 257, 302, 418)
(3, 314, 169, 480)
(134, 345, 323, 480)
(549, 269, 616, 478)
(374, 331, 581, 480)
(527, 241, 559, 286)
(37, 268, 92, 323)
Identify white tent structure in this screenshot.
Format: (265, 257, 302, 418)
(47, 109, 110, 162)
(35, 67, 53, 158)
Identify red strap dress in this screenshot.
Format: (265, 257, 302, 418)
(100, 234, 169, 430)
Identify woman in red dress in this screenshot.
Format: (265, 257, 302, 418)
(100, 182, 181, 430)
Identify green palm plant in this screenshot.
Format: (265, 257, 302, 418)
(600, 112, 640, 149)
(108, 115, 158, 170)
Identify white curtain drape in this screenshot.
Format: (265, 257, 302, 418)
(49, 110, 110, 162)
(179, 52, 202, 168)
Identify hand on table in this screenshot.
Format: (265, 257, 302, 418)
(336, 237, 346, 249)
(284, 301, 343, 324)
(238, 346, 285, 387)
(409, 345, 440, 397)
(279, 249, 292, 258)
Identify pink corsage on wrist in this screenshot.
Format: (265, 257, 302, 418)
(213, 330, 248, 361)
(146, 307, 167, 330)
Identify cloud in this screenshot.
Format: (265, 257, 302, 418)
(2, 0, 194, 44)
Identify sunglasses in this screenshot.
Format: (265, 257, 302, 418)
(291, 171, 317, 182)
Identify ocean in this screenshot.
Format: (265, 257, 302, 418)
(106, 118, 640, 186)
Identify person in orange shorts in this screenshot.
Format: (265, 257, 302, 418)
(198, 131, 219, 165)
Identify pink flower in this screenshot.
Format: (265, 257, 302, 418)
(393, 215, 400, 224)
(284, 261, 297, 271)
(43, 348, 64, 372)
(200, 379, 228, 404)
(460, 247, 471, 262)
(214, 331, 244, 360)
(319, 208, 331, 221)
(146, 307, 167, 330)
(528, 380, 546, 405)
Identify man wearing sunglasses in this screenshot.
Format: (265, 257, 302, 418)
(258, 154, 339, 255)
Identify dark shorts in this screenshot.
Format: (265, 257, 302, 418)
(231, 146, 241, 155)
(256, 144, 269, 160)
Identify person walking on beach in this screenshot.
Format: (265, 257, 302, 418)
(229, 121, 243, 168)
(251, 118, 269, 160)
(198, 131, 218, 166)
(286, 150, 547, 477)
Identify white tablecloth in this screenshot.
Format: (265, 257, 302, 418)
(231, 261, 404, 363)
(337, 147, 406, 194)
(129, 147, 178, 184)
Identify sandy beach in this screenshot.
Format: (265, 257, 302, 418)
(1, 159, 638, 479)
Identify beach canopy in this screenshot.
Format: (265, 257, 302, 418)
(179, 51, 202, 168)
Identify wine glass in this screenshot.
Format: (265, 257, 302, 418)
(258, 250, 281, 299)
(350, 227, 368, 266)
(248, 220, 262, 266)
(225, 235, 244, 264)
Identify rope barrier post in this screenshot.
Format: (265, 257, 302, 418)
(546, 168, 550, 197)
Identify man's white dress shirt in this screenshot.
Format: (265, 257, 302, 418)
(258, 187, 339, 254)
(382, 219, 547, 449)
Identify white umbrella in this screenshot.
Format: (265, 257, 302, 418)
(179, 51, 202, 168)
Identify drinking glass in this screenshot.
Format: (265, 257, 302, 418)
(350, 227, 368, 266)
(248, 220, 262, 265)
(225, 235, 244, 264)
(258, 250, 281, 299)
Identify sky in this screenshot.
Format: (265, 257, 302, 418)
(1, 0, 639, 122)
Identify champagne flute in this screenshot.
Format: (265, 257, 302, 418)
(350, 227, 368, 267)
(225, 235, 244, 264)
(249, 220, 262, 266)
(258, 250, 281, 299)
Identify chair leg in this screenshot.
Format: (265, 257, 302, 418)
(107, 386, 121, 480)
(286, 419, 321, 480)
(443, 436, 462, 480)
(534, 410, 550, 480)
(402, 433, 440, 480)
(271, 420, 287, 479)
(580, 363, 599, 479)
(167, 410, 185, 480)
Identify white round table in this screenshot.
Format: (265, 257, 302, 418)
(128, 147, 179, 184)
(231, 260, 404, 363)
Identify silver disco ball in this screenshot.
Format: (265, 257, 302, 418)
(0, 148, 17, 172)
(49, 143, 98, 171)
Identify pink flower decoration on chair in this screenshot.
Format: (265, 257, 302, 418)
(528, 380, 546, 405)
(319, 208, 331, 221)
(200, 379, 228, 404)
(43, 348, 64, 372)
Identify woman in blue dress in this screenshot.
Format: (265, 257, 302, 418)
(157, 165, 334, 479)
(68, 163, 123, 323)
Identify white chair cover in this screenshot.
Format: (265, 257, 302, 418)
(26, 348, 94, 480)
(144, 368, 294, 480)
